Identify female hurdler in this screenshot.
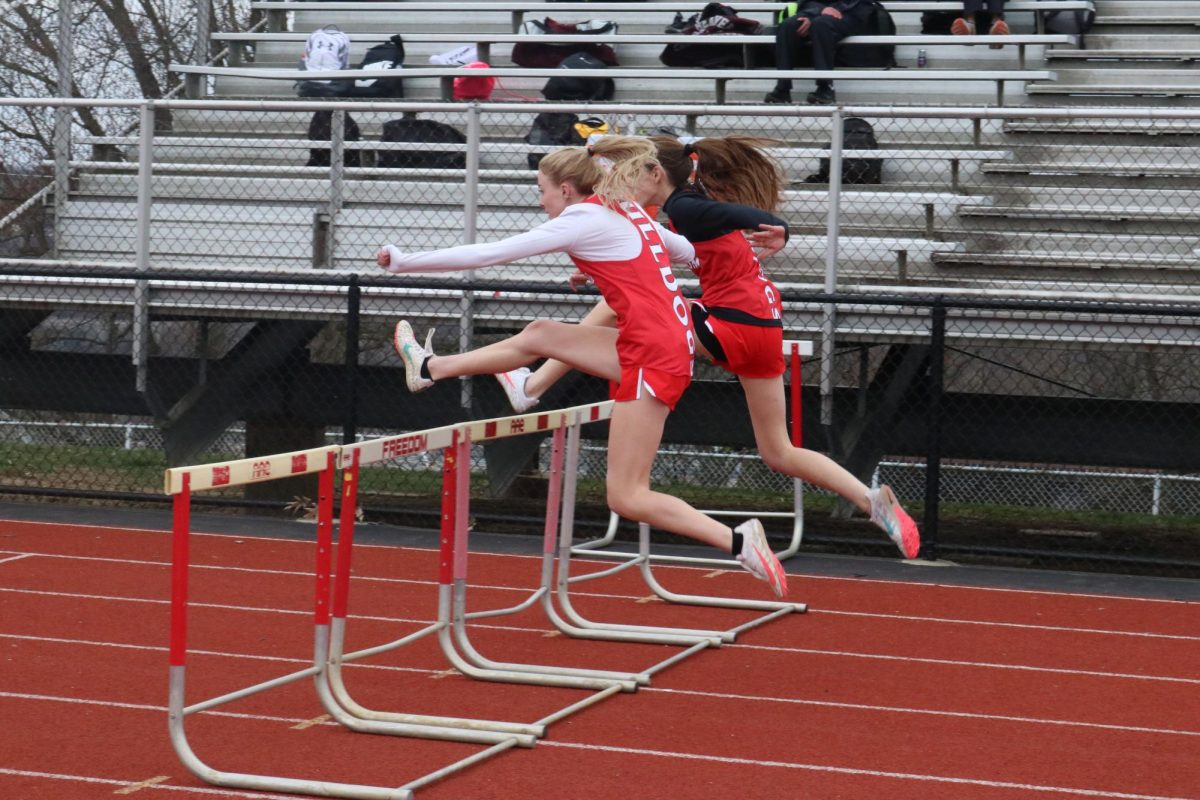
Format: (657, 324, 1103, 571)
(497, 134, 920, 559)
(376, 140, 789, 597)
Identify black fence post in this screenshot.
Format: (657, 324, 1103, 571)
(342, 275, 361, 445)
(922, 297, 946, 560)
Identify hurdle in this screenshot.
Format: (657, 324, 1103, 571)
(327, 401, 710, 735)
(166, 399, 807, 797)
(165, 446, 531, 800)
(566, 340, 813, 616)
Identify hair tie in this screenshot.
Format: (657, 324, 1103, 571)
(682, 143, 694, 157)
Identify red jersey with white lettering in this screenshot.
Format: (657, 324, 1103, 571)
(691, 232, 783, 323)
(570, 196, 695, 379)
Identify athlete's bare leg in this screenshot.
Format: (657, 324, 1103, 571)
(427, 319, 621, 383)
(739, 374, 871, 513)
(524, 301, 618, 398)
(605, 392, 733, 550)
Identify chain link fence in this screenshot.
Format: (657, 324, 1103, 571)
(1, 98, 1198, 576)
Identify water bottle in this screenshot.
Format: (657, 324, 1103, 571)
(917, 49, 928, 68)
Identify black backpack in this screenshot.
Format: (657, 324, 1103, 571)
(804, 117, 882, 185)
(525, 111, 584, 169)
(378, 117, 466, 169)
(350, 34, 405, 98)
(306, 110, 362, 167)
(836, 1, 896, 68)
(542, 51, 615, 101)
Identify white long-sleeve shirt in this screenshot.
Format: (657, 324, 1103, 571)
(381, 202, 697, 273)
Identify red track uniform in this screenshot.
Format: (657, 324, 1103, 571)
(572, 197, 695, 409)
(663, 190, 789, 379)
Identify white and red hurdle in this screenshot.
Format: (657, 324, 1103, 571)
(165, 392, 809, 799)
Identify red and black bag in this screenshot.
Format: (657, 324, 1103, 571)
(512, 18, 619, 68)
(659, 3, 764, 69)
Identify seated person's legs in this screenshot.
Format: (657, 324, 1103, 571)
(765, 13, 812, 103)
(807, 14, 854, 104)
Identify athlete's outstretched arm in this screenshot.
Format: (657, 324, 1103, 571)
(377, 216, 578, 273)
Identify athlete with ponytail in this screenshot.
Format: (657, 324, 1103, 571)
(376, 141, 789, 597)
(497, 134, 920, 560)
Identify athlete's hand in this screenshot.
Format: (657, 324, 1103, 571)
(567, 270, 592, 291)
(377, 245, 405, 271)
(746, 224, 787, 258)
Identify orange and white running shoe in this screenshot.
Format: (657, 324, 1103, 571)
(988, 17, 1010, 47)
(868, 485, 921, 559)
(496, 367, 539, 413)
(735, 518, 788, 598)
(950, 16, 976, 35)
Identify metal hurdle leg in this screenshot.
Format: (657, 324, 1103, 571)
(302, 454, 537, 747)
(551, 403, 807, 648)
(450, 423, 650, 689)
(324, 448, 548, 738)
(165, 455, 414, 800)
(434, 427, 638, 693)
(550, 419, 729, 646)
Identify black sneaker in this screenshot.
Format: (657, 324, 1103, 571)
(764, 89, 792, 104)
(806, 86, 836, 105)
(664, 11, 689, 34)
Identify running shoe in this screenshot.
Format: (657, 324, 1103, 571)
(735, 519, 788, 598)
(988, 17, 1010, 48)
(428, 44, 477, 66)
(950, 17, 976, 35)
(496, 367, 539, 413)
(393, 320, 435, 393)
(868, 485, 921, 559)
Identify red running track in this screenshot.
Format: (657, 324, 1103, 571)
(0, 517, 1198, 799)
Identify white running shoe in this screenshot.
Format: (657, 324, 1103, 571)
(734, 519, 788, 598)
(393, 320, 435, 393)
(496, 367, 539, 413)
(868, 485, 921, 559)
(428, 44, 478, 66)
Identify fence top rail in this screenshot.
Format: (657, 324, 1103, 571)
(212, 32, 1078, 46)
(164, 444, 340, 494)
(169, 64, 1056, 81)
(7, 260, 1198, 315)
(14, 97, 1200, 122)
(341, 401, 615, 467)
(251, 0, 1094, 10)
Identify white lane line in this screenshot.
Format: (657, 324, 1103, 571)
(0, 633, 435, 675)
(3, 693, 1196, 800)
(811, 608, 1200, 642)
(645, 687, 1200, 738)
(0, 766, 283, 797)
(4, 633, 1198, 739)
(2, 551, 1196, 642)
(538, 741, 1199, 800)
(3, 586, 1197, 685)
(737, 642, 1200, 685)
(0, 553, 33, 566)
(4, 517, 1197, 605)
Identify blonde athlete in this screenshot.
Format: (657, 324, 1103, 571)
(376, 142, 789, 596)
(496, 135, 920, 559)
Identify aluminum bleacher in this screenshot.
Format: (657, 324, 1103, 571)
(54, 0, 1200, 298)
